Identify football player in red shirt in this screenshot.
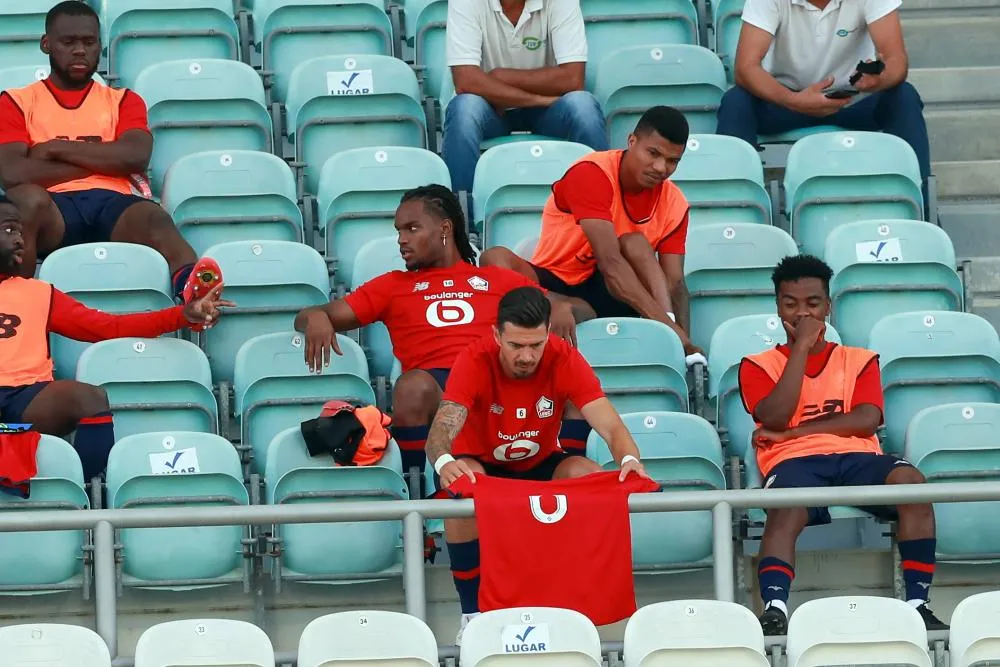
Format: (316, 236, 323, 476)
(424, 285, 648, 642)
(295, 185, 588, 479)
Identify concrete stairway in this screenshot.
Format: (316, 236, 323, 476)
(902, 0, 1000, 326)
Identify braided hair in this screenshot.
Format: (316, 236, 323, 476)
(400, 184, 477, 265)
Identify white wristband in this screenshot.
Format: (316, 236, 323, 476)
(434, 454, 456, 475)
(620, 455, 639, 466)
(666, 312, 676, 322)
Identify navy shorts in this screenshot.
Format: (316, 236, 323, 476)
(50, 189, 148, 249)
(532, 264, 639, 319)
(763, 452, 916, 526)
(426, 368, 450, 391)
(434, 451, 582, 492)
(0, 382, 49, 423)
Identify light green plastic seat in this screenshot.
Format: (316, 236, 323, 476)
(671, 134, 771, 226)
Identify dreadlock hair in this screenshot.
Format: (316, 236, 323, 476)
(400, 184, 478, 265)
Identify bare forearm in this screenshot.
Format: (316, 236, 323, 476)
(1, 157, 90, 189)
(601, 258, 672, 322)
(425, 400, 469, 464)
(490, 66, 581, 97)
(294, 306, 327, 332)
(606, 425, 641, 464)
(452, 67, 551, 109)
(669, 280, 690, 334)
(754, 347, 809, 430)
(52, 141, 147, 176)
(735, 63, 800, 110)
(881, 53, 908, 89)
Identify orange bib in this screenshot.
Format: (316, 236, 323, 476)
(0, 277, 55, 386)
(747, 345, 882, 476)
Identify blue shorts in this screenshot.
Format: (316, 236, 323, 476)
(763, 452, 915, 526)
(50, 189, 148, 250)
(426, 368, 450, 391)
(0, 382, 49, 423)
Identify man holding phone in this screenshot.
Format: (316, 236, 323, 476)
(716, 0, 931, 216)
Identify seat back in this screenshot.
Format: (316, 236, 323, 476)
(871, 311, 1000, 455)
(286, 54, 425, 196)
(202, 240, 331, 382)
(134, 58, 271, 195)
(162, 149, 302, 255)
(826, 219, 962, 347)
(350, 237, 406, 379)
(298, 610, 438, 667)
(0, 623, 111, 667)
(624, 600, 769, 667)
(0, 436, 89, 589)
(38, 242, 174, 380)
(595, 45, 726, 147)
(318, 146, 449, 284)
(473, 141, 592, 249)
(76, 338, 217, 441)
(905, 402, 1000, 559)
(0, 3, 50, 69)
(266, 427, 407, 578)
(785, 131, 924, 256)
(786, 596, 932, 667)
(588, 412, 724, 567)
(576, 318, 688, 413)
(235, 331, 375, 473)
(253, 0, 393, 103)
(135, 618, 275, 667)
(103, 0, 239, 88)
(685, 223, 799, 352)
(950, 591, 1000, 667)
(671, 134, 771, 226)
(461, 607, 602, 667)
(106, 431, 248, 583)
(581, 0, 699, 91)
(0, 65, 106, 91)
(406, 0, 449, 99)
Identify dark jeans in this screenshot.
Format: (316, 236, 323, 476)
(716, 82, 931, 218)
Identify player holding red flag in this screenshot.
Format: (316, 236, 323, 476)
(295, 185, 587, 477)
(425, 285, 654, 642)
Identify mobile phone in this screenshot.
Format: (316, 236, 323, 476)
(849, 59, 885, 86)
(824, 89, 860, 99)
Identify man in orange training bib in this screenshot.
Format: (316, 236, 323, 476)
(0, 196, 232, 481)
(480, 105, 699, 355)
(738, 254, 947, 635)
(0, 1, 221, 312)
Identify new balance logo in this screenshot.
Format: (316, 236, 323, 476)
(767, 586, 784, 592)
(918, 582, 931, 589)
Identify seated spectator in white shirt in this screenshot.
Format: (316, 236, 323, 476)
(716, 0, 931, 217)
(443, 0, 608, 194)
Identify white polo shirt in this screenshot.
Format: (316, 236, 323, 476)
(742, 0, 901, 91)
(446, 0, 588, 72)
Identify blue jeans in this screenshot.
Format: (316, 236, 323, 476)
(442, 90, 609, 193)
(716, 82, 931, 217)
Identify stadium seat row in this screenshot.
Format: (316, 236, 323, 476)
(7, 595, 1000, 666)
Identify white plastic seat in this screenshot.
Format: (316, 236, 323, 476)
(0, 623, 111, 666)
(134, 618, 274, 667)
(950, 591, 1000, 667)
(461, 607, 602, 667)
(298, 610, 438, 667)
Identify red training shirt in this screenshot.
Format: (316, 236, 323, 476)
(0, 79, 149, 146)
(343, 263, 539, 372)
(448, 471, 660, 626)
(551, 162, 689, 255)
(739, 342, 885, 420)
(443, 334, 605, 471)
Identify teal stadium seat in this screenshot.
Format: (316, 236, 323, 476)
(587, 412, 725, 570)
(234, 332, 376, 474)
(712, 0, 745, 82)
(0, 436, 89, 593)
(870, 311, 1000, 457)
(201, 240, 331, 383)
(595, 45, 727, 148)
(405, 0, 448, 99)
(133, 59, 271, 196)
(671, 134, 771, 226)
(37, 242, 175, 381)
(265, 427, 408, 586)
(252, 0, 393, 104)
(162, 150, 302, 255)
(825, 219, 963, 348)
(472, 141, 592, 250)
(0, 2, 48, 69)
(317, 147, 449, 285)
(105, 432, 249, 587)
(685, 223, 799, 353)
(581, 0, 700, 91)
(0, 65, 105, 92)
(76, 338, 218, 442)
(101, 0, 240, 88)
(285, 55, 426, 197)
(576, 318, 689, 413)
(784, 131, 924, 256)
(708, 315, 842, 462)
(905, 403, 1000, 562)
(350, 237, 404, 381)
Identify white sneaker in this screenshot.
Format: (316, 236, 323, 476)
(455, 612, 480, 646)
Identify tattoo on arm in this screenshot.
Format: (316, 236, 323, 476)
(424, 400, 469, 463)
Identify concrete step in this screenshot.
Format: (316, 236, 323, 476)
(901, 0, 1000, 11)
(927, 109, 1000, 162)
(902, 15, 1000, 68)
(910, 66, 1000, 106)
(940, 202, 1000, 257)
(933, 160, 1000, 199)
